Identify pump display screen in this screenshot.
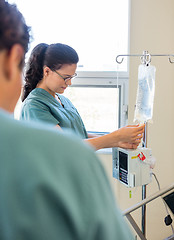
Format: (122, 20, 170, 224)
(119, 151, 128, 184)
(119, 151, 128, 171)
(163, 192, 174, 214)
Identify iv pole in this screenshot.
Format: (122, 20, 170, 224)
(141, 51, 149, 236)
(116, 51, 174, 238)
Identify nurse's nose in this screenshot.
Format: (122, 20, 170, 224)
(65, 79, 72, 86)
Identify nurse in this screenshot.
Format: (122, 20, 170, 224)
(20, 43, 145, 150)
(0, 1, 134, 239)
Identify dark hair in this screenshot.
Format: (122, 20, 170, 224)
(0, 0, 30, 67)
(22, 43, 79, 101)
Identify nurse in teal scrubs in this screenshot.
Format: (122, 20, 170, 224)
(20, 43, 145, 150)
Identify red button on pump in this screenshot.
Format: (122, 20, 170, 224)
(138, 152, 146, 161)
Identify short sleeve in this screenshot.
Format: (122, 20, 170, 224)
(21, 101, 59, 126)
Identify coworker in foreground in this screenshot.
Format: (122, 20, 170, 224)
(0, 1, 134, 239)
(20, 43, 145, 150)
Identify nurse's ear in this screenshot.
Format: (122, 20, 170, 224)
(0, 44, 24, 113)
(43, 66, 51, 78)
(4, 44, 24, 81)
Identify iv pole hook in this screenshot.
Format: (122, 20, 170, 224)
(116, 55, 125, 64)
(168, 56, 174, 63)
(141, 51, 151, 66)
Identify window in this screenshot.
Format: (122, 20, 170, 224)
(9, 0, 129, 72)
(64, 74, 129, 133)
(11, 0, 130, 133)
(64, 86, 120, 134)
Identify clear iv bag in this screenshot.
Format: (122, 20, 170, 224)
(134, 64, 156, 123)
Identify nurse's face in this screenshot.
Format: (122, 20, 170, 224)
(42, 64, 77, 96)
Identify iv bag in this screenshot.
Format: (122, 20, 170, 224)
(134, 64, 156, 123)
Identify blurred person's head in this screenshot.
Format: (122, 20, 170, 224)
(0, 0, 30, 112)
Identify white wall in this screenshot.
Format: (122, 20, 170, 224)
(98, 1, 174, 239)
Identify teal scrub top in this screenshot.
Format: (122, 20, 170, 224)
(0, 109, 134, 240)
(20, 88, 88, 139)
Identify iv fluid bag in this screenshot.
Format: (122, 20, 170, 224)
(134, 64, 156, 123)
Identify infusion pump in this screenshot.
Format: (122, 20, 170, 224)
(112, 147, 152, 188)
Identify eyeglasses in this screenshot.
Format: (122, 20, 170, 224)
(54, 70, 77, 82)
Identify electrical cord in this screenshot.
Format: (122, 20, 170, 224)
(152, 173, 174, 234)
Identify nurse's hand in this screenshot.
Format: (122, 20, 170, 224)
(85, 124, 144, 151)
(115, 124, 145, 144)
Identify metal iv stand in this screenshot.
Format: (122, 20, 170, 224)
(116, 51, 174, 239)
(140, 51, 149, 237)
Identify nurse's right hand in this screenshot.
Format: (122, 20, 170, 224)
(116, 124, 145, 144)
